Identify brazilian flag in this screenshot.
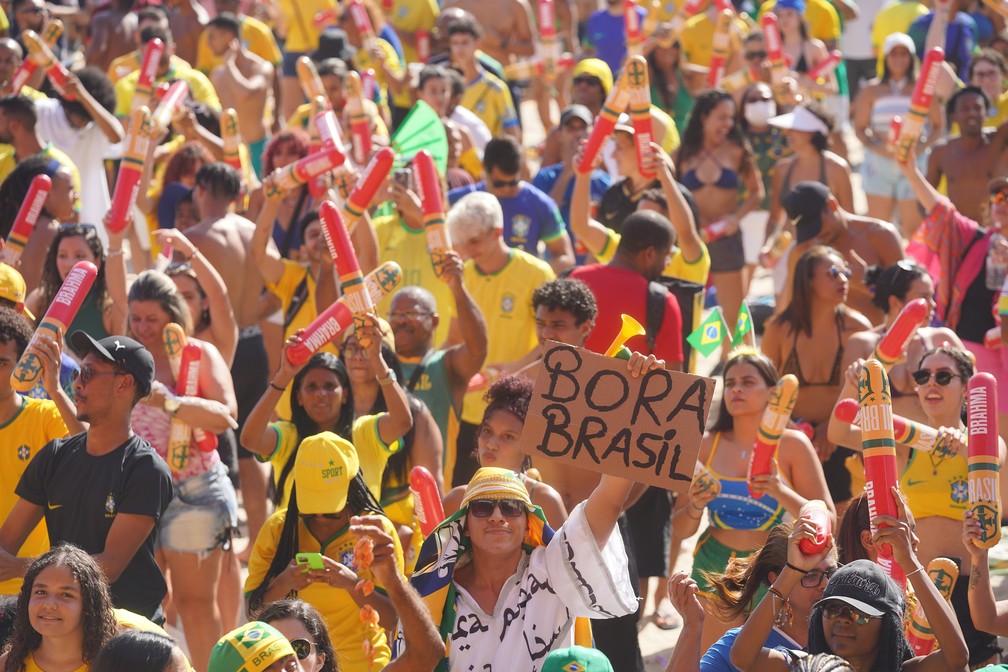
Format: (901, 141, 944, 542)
(687, 308, 728, 358)
(732, 302, 754, 347)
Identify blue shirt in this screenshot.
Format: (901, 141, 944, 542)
(531, 163, 612, 263)
(585, 6, 647, 75)
(378, 24, 406, 66)
(448, 182, 566, 256)
(700, 626, 797, 672)
(908, 11, 977, 74)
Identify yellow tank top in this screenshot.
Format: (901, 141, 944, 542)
(900, 442, 969, 520)
(24, 655, 87, 672)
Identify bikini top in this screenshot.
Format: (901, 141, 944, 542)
(778, 155, 828, 207)
(680, 150, 740, 191)
(780, 311, 845, 388)
(705, 433, 786, 531)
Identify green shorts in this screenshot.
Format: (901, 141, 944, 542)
(690, 530, 767, 612)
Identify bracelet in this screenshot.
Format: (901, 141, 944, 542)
(785, 562, 808, 575)
(767, 586, 786, 601)
(269, 381, 286, 392)
(906, 566, 926, 579)
(107, 248, 124, 258)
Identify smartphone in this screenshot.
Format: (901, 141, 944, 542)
(296, 552, 325, 571)
(393, 168, 413, 191)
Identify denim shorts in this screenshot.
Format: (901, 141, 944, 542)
(158, 462, 238, 554)
(861, 148, 924, 201)
(282, 50, 306, 77)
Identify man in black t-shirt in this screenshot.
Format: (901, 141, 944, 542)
(0, 331, 172, 622)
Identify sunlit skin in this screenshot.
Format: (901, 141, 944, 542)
(914, 352, 965, 422)
(320, 74, 346, 112)
(72, 354, 125, 423)
(0, 42, 20, 86)
(723, 362, 773, 418)
(128, 300, 173, 351)
(810, 255, 850, 303)
(534, 306, 591, 347)
(417, 76, 449, 116)
(341, 334, 374, 385)
(820, 601, 883, 660)
(48, 169, 79, 223)
(28, 564, 84, 640)
(456, 226, 503, 269)
(262, 656, 302, 672)
(463, 502, 528, 559)
(171, 274, 206, 330)
(55, 234, 99, 282)
(388, 294, 436, 356)
(704, 100, 737, 145)
(174, 201, 199, 232)
(271, 141, 305, 171)
(294, 368, 345, 428)
(476, 410, 523, 469)
(267, 618, 325, 672)
(485, 167, 521, 200)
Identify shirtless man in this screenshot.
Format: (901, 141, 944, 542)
(164, 0, 208, 65)
(205, 13, 273, 173)
(441, 0, 536, 64)
(0, 39, 24, 94)
(184, 162, 272, 564)
(784, 181, 906, 325)
(85, 0, 138, 73)
(927, 86, 1008, 223)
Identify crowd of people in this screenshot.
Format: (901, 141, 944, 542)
(0, 0, 1007, 670)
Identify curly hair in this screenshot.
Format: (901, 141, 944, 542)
(258, 599, 340, 672)
(532, 278, 598, 327)
(483, 375, 533, 424)
(36, 224, 111, 326)
(263, 129, 310, 176)
(162, 142, 214, 187)
(3, 544, 117, 672)
(710, 346, 780, 433)
(0, 308, 34, 358)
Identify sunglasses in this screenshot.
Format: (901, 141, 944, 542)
(745, 50, 768, 60)
(573, 76, 600, 86)
(289, 639, 314, 660)
(801, 566, 839, 588)
(827, 265, 852, 279)
(490, 178, 520, 188)
(912, 369, 963, 386)
(468, 498, 526, 518)
(389, 309, 432, 321)
(72, 367, 126, 386)
(821, 602, 877, 626)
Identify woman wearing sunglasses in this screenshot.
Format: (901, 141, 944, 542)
(673, 345, 834, 652)
(258, 600, 337, 672)
(730, 497, 969, 672)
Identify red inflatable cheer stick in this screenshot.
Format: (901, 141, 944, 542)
(576, 68, 631, 174)
(130, 37, 164, 115)
(1, 174, 50, 266)
(905, 558, 959, 655)
(315, 97, 343, 151)
(414, 150, 453, 277)
(107, 106, 152, 234)
(897, 48, 944, 163)
(410, 466, 445, 536)
(625, 56, 655, 180)
(797, 500, 832, 555)
(807, 50, 843, 81)
(871, 298, 929, 371)
(165, 338, 195, 474)
(859, 359, 905, 587)
(150, 80, 188, 135)
(761, 13, 792, 105)
(178, 343, 217, 453)
(320, 201, 375, 340)
(539, 0, 561, 78)
(221, 109, 242, 172)
(624, 0, 643, 58)
(12, 261, 96, 392)
(22, 30, 73, 99)
(747, 373, 799, 497)
(706, 10, 734, 88)
(285, 262, 403, 366)
(265, 146, 347, 199)
(342, 147, 394, 228)
(417, 29, 430, 62)
(834, 398, 943, 455)
(349, 0, 377, 46)
(345, 71, 372, 166)
(9, 20, 62, 94)
(968, 373, 1001, 548)
(503, 56, 576, 80)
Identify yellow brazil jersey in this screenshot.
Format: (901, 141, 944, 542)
(278, 0, 338, 53)
(900, 446, 968, 521)
(195, 15, 283, 73)
(461, 249, 555, 424)
(260, 417, 400, 508)
(374, 213, 456, 347)
(114, 63, 221, 117)
(757, 0, 840, 43)
(385, 0, 438, 64)
(0, 143, 81, 215)
(680, 13, 751, 68)
(596, 228, 711, 285)
(651, 104, 680, 154)
(25, 658, 84, 672)
(353, 38, 410, 110)
(0, 397, 68, 595)
(459, 70, 519, 138)
(246, 509, 404, 672)
(107, 52, 190, 84)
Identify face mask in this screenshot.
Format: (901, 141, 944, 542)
(744, 100, 777, 126)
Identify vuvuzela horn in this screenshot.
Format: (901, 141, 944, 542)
(604, 313, 645, 359)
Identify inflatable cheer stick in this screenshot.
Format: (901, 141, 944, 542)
(798, 499, 831, 555)
(807, 50, 843, 81)
(746, 373, 799, 497)
(417, 29, 431, 62)
(320, 201, 375, 341)
(22, 30, 73, 99)
(130, 37, 164, 114)
(265, 146, 347, 198)
(409, 466, 445, 536)
(706, 10, 734, 88)
(968, 373, 1001, 548)
(221, 109, 242, 171)
(692, 461, 722, 497)
(8, 20, 62, 94)
(871, 298, 929, 371)
(759, 230, 792, 268)
(314, 97, 343, 151)
(296, 56, 327, 103)
(906, 558, 959, 656)
(12, 261, 96, 392)
(414, 149, 453, 277)
(345, 71, 372, 166)
(859, 359, 905, 587)
(349, 0, 377, 46)
(834, 398, 943, 455)
(624, 0, 643, 58)
(149, 80, 188, 135)
(576, 68, 631, 174)
(1, 174, 50, 266)
(178, 344, 216, 453)
(164, 326, 191, 473)
(538, 0, 561, 78)
(285, 261, 403, 365)
(107, 106, 151, 234)
(163, 322, 187, 381)
(503, 55, 576, 80)
(342, 147, 394, 227)
(625, 56, 655, 180)
(897, 48, 943, 163)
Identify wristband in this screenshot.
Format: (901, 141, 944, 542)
(107, 248, 124, 258)
(785, 562, 808, 574)
(269, 381, 286, 392)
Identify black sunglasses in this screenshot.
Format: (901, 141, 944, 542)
(912, 369, 962, 386)
(745, 50, 768, 60)
(468, 498, 525, 518)
(72, 367, 126, 386)
(822, 601, 877, 626)
(289, 638, 313, 660)
(490, 178, 519, 188)
(573, 75, 601, 86)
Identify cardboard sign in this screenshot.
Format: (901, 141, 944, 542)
(521, 341, 715, 493)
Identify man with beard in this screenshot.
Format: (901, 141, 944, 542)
(0, 94, 80, 209)
(0, 332, 172, 622)
(927, 86, 1008, 223)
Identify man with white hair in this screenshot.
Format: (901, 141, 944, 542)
(444, 192, 554, 486)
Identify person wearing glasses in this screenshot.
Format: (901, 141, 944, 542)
(258, 599, 338, 672)
(730, 497, 968, 672)
(408, 466, 637, 672)
(245, 432, 405, 672)
(664, 521, 838, 672)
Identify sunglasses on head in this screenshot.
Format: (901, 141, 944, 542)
(821, 601, 877, 626)
(289, 639, 314, 660)
(912, 369, 962, 386)
(468, 498, 526, 518)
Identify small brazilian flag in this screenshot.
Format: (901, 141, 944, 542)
(687, 308, 729, 358)
(732, 302, 754, 347)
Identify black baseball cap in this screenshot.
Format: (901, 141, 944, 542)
(785, 181, 832, 243)
(813, 559, 904, 618)
(70, 332, 155, 398)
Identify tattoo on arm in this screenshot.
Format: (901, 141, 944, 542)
(970, 573, 981, 589)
